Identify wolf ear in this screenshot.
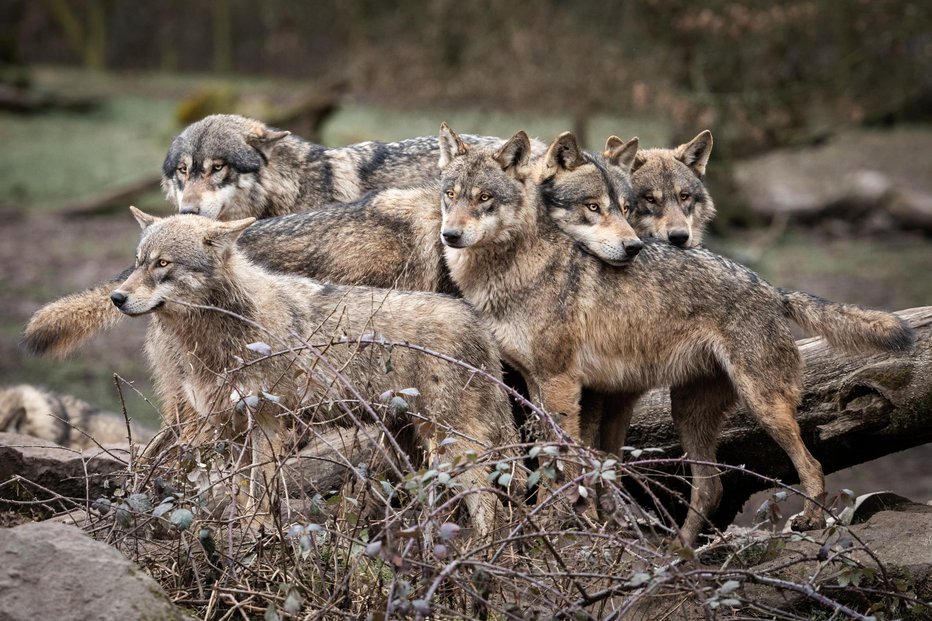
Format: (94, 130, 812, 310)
(129, 206, 160, 230)
(205, 217, 256, 250)
(603, 136, 639, 173)
(545, 132, 586, 173)
(438, 122, 469, 169)
(630, 152, 647, 173)
(494, 130, 531, 176)
(246, 126, 291, 151)
(674, 130, 713, 177)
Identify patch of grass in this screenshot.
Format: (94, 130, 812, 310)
(0, 98, 178, 212)
(322, 104, 670, 151)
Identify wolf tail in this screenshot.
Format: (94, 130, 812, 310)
(22, 267, 132, 358)
(779, 288, 914, 354)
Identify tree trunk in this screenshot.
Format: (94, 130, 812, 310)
(285, 307, 932, 528)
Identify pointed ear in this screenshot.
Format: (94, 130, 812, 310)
(674, 130, 713, 177)
(438, 122, 469, 169)
(205, 217, 256, 249)
(246, 124, 290, 151)
(129, 205, 159, 230)
(603, 136, 639, 173)
(545, 132, 586, 173)
(630, 152, 647, 174)
(494, 130, 531, 175)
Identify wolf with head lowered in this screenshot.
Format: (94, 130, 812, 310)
(436, 124, 913, 545)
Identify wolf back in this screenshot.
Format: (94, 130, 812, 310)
(161, 114, 533, 221)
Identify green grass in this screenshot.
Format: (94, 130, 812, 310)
(0, 98, 177, 212)
(322, 104, 669, 151)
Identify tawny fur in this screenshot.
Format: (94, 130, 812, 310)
(0, 384, 155, 449)
(437, 126, 914, 545)
(24, 135, 639, 358)
(628, 130, 716, 248)
(112, 210, 522, 534)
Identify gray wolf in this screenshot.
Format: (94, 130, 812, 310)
(437, 125, 913, 544)
(0, 384, 155, 449)
(24, 133, 641, 357)
(627, 130, 715, 248)
(110, 208, 522, 534)
(162, 114, 525, 220)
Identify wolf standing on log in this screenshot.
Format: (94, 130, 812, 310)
(436, 124, 913, 544)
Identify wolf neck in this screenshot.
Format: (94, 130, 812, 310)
(158, 254, 266, 371)
(446, 189, 561, 317)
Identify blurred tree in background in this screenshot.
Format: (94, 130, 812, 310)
(6, 0, 929, 155)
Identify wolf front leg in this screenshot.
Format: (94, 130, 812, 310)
(533, 373, 584, 444)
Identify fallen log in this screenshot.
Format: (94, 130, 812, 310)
(284, 307, 932, 528)
(628, 306, 932, 525)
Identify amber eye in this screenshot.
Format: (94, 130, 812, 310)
(479, 193, 492, 202)
(213, 163, 225, 172)
(679, 191, 690, 201)
(586, 203, 600, 212)
(177, 165, 188, 175)
(157, 259, 169, 268)
(445, 189, 455, 199)
(643, 194, 655, 204)
(622, 203, 630, 215)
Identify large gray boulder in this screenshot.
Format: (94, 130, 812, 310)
(0, 521, 191, 621)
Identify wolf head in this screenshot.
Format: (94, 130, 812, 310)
(438, 124, 642, 265)
(161, 115, 290, 220)
(628, 130, 715, 248)
(110, 207, 255, 316)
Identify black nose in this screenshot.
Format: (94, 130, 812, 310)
(624, 239, 643, 258)
(441, 229, 462, 244)
(668, 229, 690, 247)
(110, 292, 127, 308)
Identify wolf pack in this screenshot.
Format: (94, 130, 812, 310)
(11, 114, 913, 545)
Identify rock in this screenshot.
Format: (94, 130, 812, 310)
(744, 503, 932, 612)
(0, 521, 191, 620)
(0, 431, 128, 501)
(731, 128, 932, 232)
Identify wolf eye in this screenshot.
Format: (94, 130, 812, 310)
(622, 203, 630, 215)
(445, 189, 455, 199)
(679, 191, 691, 201)
(643, 194, 656, 204)
(585, 202, 600, 212)
(157, 259, 169, 268)
(479, 193, 492, 202)
(213, 163, 225, 172)
(177, 165, 188, 175)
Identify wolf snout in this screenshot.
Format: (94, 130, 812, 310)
(441, 228, 463, 246)
(623, 239, 644, 258)
(179, 205, 200, 215)
(110, 291, 127, 308)
(668, 229, 690, 247)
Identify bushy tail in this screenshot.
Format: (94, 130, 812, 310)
(779, 288, 914, 354)
(22, 267, 132, 358)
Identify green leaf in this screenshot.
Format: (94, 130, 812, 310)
(170, 508, 194, 530)
(126, 493, 152, 513)
(527, 470, 541, 489)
